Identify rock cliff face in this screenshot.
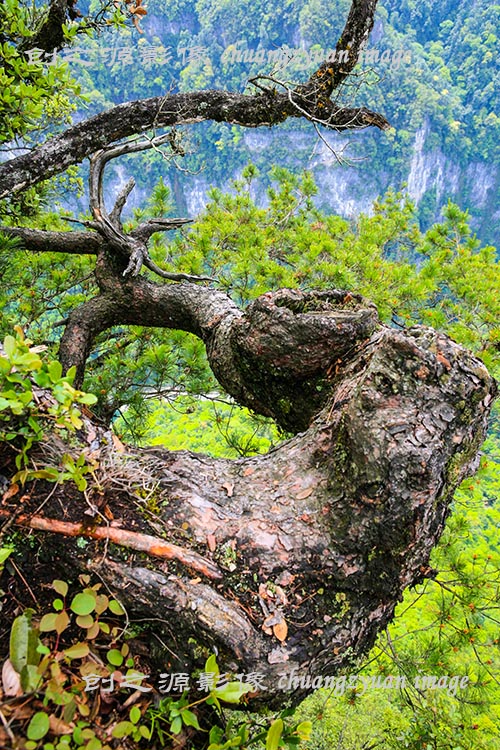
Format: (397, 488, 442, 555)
(166, 121, 498, 242)
(406, 120, 499, 232)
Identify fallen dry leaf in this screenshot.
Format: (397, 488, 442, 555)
(111, 433, 125, 453)
(263, 613, 283, 628)
(86, 426, 97, 444)
(2, 483, 19, 502)
(295, 487, 313, 500)
(273, 619, 288, 642)
(49, 715, 74, 735)
(103, 505, 114, 521)
(1, 659, 22, 697)
(206, 534, 217, 552)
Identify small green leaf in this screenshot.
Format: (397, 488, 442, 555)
(0, 546, 13, 567)
(129, 706, 141, 724)
(10, 610, 40, 672)
(78, 392, 98, 405)
(21, 663, 42, 692)
(213, 680, 253, 704)
(205, 653, 220, 677)
(53, 598, 64, 611)
(64, 642, 90, 659)
(48, 360, 63, 382)
(39, 613, 58, 632)
(3, 335, 16, 358)
(70, 592, 96, 616)
(170, 715, 182, 734)
(181, 709, 201, 729)
(27, 712, 50, 741)
(112, 721, 134, 738)
(107, 649, 123, 666)
(266, 718, 283, 750)
(108, 599, 125, 615)
(209, 726, 224, 745)
(296, 720, 312, 740)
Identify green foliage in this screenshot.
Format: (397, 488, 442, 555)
(0, 0, 80, 144)
(6, 589, 311, 749)
(0, 327, 97, 485)
(10, 608, 43, 692)
(0, 544, 14, 573)
(167, 170, 500, 376)
(6, 577, 130, 750)
(124, 395, 281, 457)
(66, 0, 499, 242)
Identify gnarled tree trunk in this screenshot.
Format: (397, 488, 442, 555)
(0, 0, 496, 711)
(2, 289, 495, 708)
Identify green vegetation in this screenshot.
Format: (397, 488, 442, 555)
(3, 167, 498, 746)
(0, 1, 498, 748)
(5, 579, 312, 749)
(0, 328, 97, 487)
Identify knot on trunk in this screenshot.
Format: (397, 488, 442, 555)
(208, 288, 380, 431)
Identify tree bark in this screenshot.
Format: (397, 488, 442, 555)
(2, 290, 496, 708)
(0, 0, 496, 711)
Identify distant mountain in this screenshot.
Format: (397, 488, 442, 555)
(70, 0, 499, 244)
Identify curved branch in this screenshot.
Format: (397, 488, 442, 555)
(58, 280, 241, 386)
(0, 0, 387, 199)
(59, 283, 378, 433)
(0, 95, 388, 199)
(6, 314, 495, 708)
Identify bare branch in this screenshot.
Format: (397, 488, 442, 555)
(0, 94, 389, 199)
(130, 218, 193, 242)
(109, 177, 136, 226)
(0, 225, 100, 254)
(142, 256, 214, 283)
(0, 0, 387, 199)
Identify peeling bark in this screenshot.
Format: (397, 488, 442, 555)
(0, 0, 497, 712)
(2, 299, 496, 708)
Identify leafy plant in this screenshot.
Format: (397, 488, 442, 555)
(0, 327, 97, 485)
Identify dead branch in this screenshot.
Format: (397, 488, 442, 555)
(0, 509, 224, 580)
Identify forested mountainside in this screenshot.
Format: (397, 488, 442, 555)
(65, 0, 500, 241)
